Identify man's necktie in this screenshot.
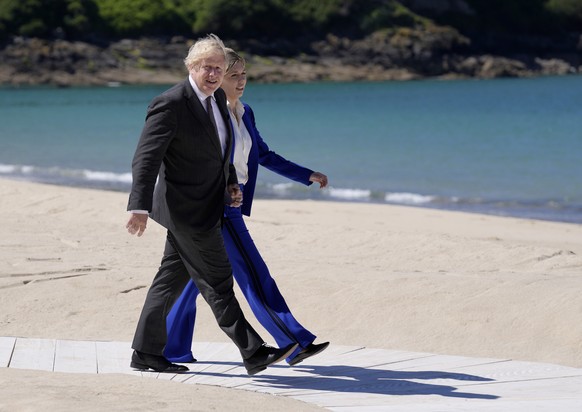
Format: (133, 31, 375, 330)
(206, 96, 218, 136)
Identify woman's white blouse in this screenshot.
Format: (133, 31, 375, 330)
(229, 101, 253, 185)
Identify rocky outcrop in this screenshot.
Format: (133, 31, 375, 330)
(0, 27, 580, 87)
(0, 37, 189, 86)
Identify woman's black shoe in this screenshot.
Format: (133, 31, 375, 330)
(289, 342, 330, 366)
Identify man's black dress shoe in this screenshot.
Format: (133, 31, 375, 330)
(130, 350, 189, 373)
(244, 343, 298, 376)
(289, 342, 330, 366)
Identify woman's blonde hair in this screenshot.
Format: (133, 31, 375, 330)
(183, 34, 226, 70)
(225, 47, 246, 73)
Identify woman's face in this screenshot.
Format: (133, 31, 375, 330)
(222, 60, 247, 103)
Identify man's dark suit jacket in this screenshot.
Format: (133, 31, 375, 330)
(128, 79, 237, 232)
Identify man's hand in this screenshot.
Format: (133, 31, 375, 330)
(309, 172, 328, 188)
(126, 213, 148, 237)
(227, 184, 243, 208)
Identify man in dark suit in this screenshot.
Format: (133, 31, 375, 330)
(125, 34, 297, 375)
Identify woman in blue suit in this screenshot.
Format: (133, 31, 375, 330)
(164, 48, 329, 366)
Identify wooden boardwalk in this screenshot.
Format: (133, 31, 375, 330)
(2, 336, 582, 411)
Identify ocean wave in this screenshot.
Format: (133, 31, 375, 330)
(271, 182, 294, 192)
(83, 170, 132, 183)
(0, 164, 34, 174)
(326, 187, 371, 200)
(0, 163, 132, 188)
(2, 164, 580, 223)
(0, 164, 17, 173)
(384, 192, 435, 205)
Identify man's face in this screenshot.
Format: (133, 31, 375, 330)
(191, 53, 226, 95)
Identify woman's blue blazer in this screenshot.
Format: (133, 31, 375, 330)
(238, 102, 314, 216)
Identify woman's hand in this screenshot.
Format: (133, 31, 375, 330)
(309, 172, 328, 188)
(227, 183, 243, 207)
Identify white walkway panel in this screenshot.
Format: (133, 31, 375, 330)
(2, 337, 582, 411)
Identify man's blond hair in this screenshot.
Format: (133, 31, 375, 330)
(184, 34, 226, 70)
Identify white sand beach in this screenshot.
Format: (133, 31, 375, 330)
(1, 178, 581, 410)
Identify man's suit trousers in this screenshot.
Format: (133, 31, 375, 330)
(131, 222, 263, 359)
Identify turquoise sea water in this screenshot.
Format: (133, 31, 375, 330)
(1, 75, 581, 223)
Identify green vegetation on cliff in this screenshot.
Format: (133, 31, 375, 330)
(2, 0, 580, 44)
(1, 0, 580, 86)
